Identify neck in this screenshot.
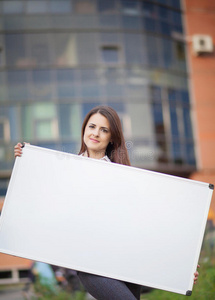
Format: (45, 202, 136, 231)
(84, 149, 106, 160)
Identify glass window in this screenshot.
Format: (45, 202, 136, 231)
(124, 34, 145, 64)
(74, 0, 96, 14)
(99, 15, 120, 28)
(120, 0, 140, 15)
(30, 70, 53, 100)
(101, 46, 119, 63)
(142, 2, 157, 18)
(97, 0, 118, 13)
(34, 119, 55, 140)
(143, 18, 157, 33)
(183, 107, 193, 139)
(21, 103, 57, 140)
(185, 142, 196, 165)
(58, 104, 81, 139)
(27, 1, 49, 14)
(3, 1, 24, 14)
(146, 36, 160, 67)
(50, 0, 72, 14)
(158, 6, 169, 21)
(53, 33, 77, 66)
(27, 33, 51, 66)
(7, 70, 29, 101)
(82, 103, 101, 121)
(122, 16, 141, 29)
(171, 10, 182, 27)
(151, 101, 168, 163)
(161, 39, 173, 68)
(5, 34, 26, 67)
(56, 69, 78, 99)
(77, 33, 98, 65)
(126, 102, 154, 139)
(159, 21, 171, 36)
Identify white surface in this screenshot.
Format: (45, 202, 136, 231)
(0, 145, 213, 295)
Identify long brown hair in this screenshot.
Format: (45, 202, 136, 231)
(78, 105, 131, 166)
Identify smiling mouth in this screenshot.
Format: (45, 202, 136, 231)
(90, 138, 99, 143)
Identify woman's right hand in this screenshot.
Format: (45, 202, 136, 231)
(14, 142, 30, 158)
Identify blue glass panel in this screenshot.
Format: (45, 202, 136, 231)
(185, 143, 196, 165)
(3, 1, 24, 14)
(151, 86, 162, 102)
(7, 70, 28, 101)
(162, 39, 172, 68)
(124, 34, 145, 64)
(56, 69, 77, 99)
(159, 21, 171, 36)
(31, 70, 53, 100)
(143, 18, 157, 33)
(56, 69, 76, 82)
(171, 140, 182, 163)
(171, 10, 182, 26)
(169, 0, 181, 9)
(107, 102, 125, 113)
(81, 85, 100, 98)
(122, 16, 141, 29)
(170, 104, 179, 137)
(181, 90, 189, 104)
(102, 47, 119, 63)
(120, 0, 139, 15)
(146, 36, 159, 67)
(168, 89, 181, 102)
(97, 0, 116, 12)
(27, 1, 48, 14)
(50, 0, 72, 14)
(158, 6, 169, 21)
(152, 103, 163, 125)
(5, 34, 26, 66)
(183, 107, 193, 139)
(82, 103, 101, 121)
(105, 83, 124, 97)
(58, 104, 71, 138)
(142, 2, 157, 17)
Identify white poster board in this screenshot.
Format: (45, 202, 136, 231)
(0, 145, 213, 295)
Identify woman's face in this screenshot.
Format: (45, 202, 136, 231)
(84, 113, 112, 156)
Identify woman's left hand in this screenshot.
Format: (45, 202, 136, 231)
(194, 264, 200, 284)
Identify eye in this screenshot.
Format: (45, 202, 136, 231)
(101, 128, 108, 133)
(89, 125, 95, 128)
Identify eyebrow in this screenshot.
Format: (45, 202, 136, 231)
(89, 123, 109, 130)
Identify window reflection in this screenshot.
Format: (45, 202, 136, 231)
(7, 70, 29, 101)
(5, 34, 26, 67)
(101, 46, 119, 63)
(53, 33, 77, 66)
(74, 0, 96, 14)
(50, 0, 72, 14)
(26, 1, 49, 14)
(3, 1, 24, 14)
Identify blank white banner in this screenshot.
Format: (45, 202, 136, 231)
(0, 145, 213, 295)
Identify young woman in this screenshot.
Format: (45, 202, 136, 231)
(14, 105, 199, 300)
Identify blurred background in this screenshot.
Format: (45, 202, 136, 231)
(0, 0, 214, 299)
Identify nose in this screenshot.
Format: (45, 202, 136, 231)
(93, 128, 99, 137)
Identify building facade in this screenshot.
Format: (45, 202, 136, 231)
(0, 0, 200, 284)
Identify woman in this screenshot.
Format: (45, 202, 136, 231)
(14, 105, 199, 300)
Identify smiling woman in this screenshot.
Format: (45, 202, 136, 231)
(78, 105, 131, 165)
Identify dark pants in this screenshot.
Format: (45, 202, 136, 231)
(77, 271, 141, 300)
